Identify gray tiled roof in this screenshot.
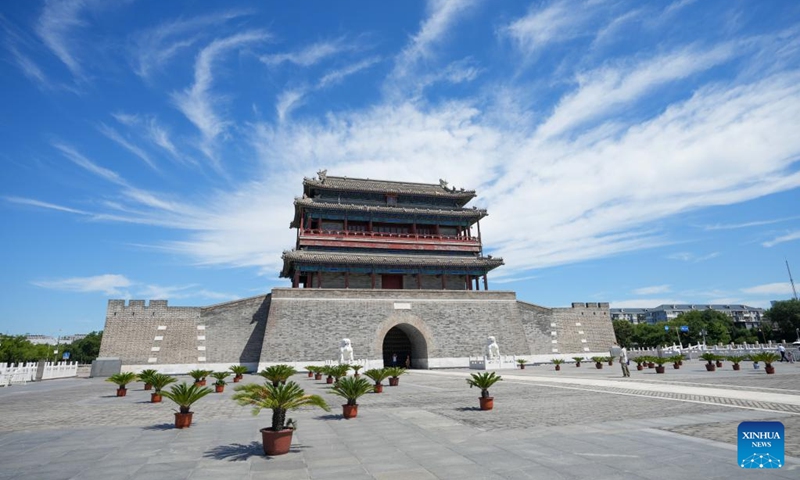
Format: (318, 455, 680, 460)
(303, 175, 476, 199)
(291, 197, 486, 227)
(281, 250, 503, 276)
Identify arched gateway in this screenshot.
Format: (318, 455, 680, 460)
(381, 324, 428, 369)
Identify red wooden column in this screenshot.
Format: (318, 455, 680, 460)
(416, 272, 422, 289)
(345, 271, 350, 289)
(483, 275, 488, 291)
(371, 271, 376, 289)
(441, 271, 447, 289)
(317, 271, 323, 288)
(292, 271, 300, 288)
(465, 274, 471, 290)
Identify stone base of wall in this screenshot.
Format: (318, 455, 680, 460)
(100, 289, 616, 373)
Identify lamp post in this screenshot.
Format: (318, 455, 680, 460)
(795, 327, 799, 343)
(700, 329, 707, 348)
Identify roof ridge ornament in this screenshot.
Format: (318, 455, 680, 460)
(439, 179, 448, 189)
(317, 169, 327, 182)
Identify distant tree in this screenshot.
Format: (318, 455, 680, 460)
(0, 335, 51, 363)
(612, 320, 634, 348)
(630, 323, 668, 348)
(63, 331, 102, 364)
(671, 310, 733, 346)
(764, 300, 800, 342)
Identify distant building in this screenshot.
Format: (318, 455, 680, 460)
(610, 304, 764, 329)
(25, 334, 87, 345)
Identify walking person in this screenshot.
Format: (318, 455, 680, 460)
(610, 342, 630, 377)
(778, 344, 788, 362)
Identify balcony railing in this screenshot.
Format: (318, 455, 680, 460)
(300, 229, 479, 242)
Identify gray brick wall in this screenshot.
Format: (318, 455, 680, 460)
(200, 294, 269, 364)
(259, 289, 528, 363)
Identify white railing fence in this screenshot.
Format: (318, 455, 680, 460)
(0, 361, 78, 386)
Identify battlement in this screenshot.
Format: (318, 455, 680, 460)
(108, 299, 170, 309)
(570, 302, 610, 309)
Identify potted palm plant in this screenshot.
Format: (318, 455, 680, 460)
(312, 366, 323, 381)
(350, 364, 363, 378)
(330, 364, 350, 383)
(305, 365, 316, 378)
(668, 355, 683, 369)
(726, 355, 743, 371)
(652, 357, 668, 374)
(320, 366, 335, 384)
(211, 372, 230, 393)
(385, 367, 407, 386)
(634, 356, 647, 371)
(150, 373, 176, 403)
(138, 369, 158, 391)
(329, 376, 372, 419)
(700, 352, 717, 372)
(189, 369, 209, 386)
(233, 381, 329, 455)
(161, 382, 213, 428)
(715, 355, 724, 368)
(229, 365, 248, 383)
(260, 365, 298, 387)
(572, 357, 583, 367)
(591, 356, 605, 369)
(363, 368, 390, 393)
(106, 372, 137, 397)
(751, 352, 780, 374)
(466, 371, 502, 411)
(552, 359, 565, 371)
(516, 359, 527, 369)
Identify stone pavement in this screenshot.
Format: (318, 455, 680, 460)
(0, 361, 798, 479)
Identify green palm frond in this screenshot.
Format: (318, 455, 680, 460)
(106, 372, 137, 388)
(150, 373, 177, 393)
(161, 382, 213, 413)
(329, 376, 373, 405)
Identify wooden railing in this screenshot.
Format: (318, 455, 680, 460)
(300, 229, 479, 242)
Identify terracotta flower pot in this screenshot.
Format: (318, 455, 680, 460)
(519, 364, 526, 369)
(732, 364, 741, 371)
(765, 365, 775, 374)
(200, 380, 207, 386)
(648, 363, 655, 368)
(174, 412, 193, 429)
(673, 363, 680, 369)
(607, 360, 613, 366)
(636, 364, 644, 371)
(655, 366, 665, 374)
(151, 393, 162, 403)
(389, 377, 399, 386)
(144, 383, 152, 391)
(715, 361, 723, 368)
(342, 404, 358, 419)
(233, 375, 242, 383)
(116, 388, 127, 397)
(314, 373, 322, 380)
(555, 365, 561, 371)
(575, 363, 580, 368)
(307, 371, 314, 378)
(374, 384, 383, 393)
(215, 385, 224, 393)
(261, 428, 293, 456)
(705, 363, 716, 372)
(479, 397, 494, 411)
(326, 376, 333, 384)
(595, 362, 603, 369)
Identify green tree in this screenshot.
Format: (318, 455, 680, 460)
(612, 320, 634, 348)
(764, 299, 800, 342)
(0, 335, 51, 363)
(63, 331, 102, 364)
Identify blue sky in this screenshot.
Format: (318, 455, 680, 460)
(2, 0, 800, 336)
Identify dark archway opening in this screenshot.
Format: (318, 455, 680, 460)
(381, 324, 428, 369)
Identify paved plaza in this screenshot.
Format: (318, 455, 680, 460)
(0, 361, 798, 479)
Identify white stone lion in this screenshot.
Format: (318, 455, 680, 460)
(485, 336, 500, 360)
(339, 338, 354, 364)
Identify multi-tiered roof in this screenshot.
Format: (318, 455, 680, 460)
(281, 171, 503, 290)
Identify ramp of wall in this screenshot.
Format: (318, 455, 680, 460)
(259, 289, 530, 363)
(517, 301, 556, 355)
(199, 294, 269, 364)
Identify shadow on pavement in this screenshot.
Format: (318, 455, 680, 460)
(142, 423, 176, 431)
(204, 441, 263, 461)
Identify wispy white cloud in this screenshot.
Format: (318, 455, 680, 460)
(172, 30, 269, 166)
(502, 0, 595, 57)
(667, 252, 720, 262)
(593, 9, 642, 47)
(741, 282, 795, 296)
(32, 274, 132, 296)
(5, 196, 90, 215)
(318, 56, 381, 88)
(130, 10, 251, 79)
(762, 231, 800, 248)
(610, 298, 686, 308)
(97, 123, 158, 170)
(53, 143, 126, 186)
(35, 0, 94, 80)
(275, 88, 307, 123)
(111, 113, 182, 160)
(704, 216, 800, 230)
(261, 37, 350, 67)
(632, 285, 671, 295)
